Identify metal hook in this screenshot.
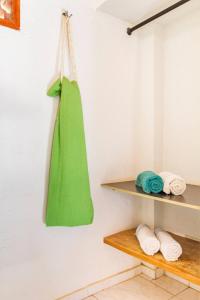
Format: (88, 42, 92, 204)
(62, 10, 72, 18)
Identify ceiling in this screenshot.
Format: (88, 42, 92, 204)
(98, 0, 183, 24)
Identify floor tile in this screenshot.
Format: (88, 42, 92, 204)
(165, 272, 189, 286)
(84, 297, 97, 300)
(153, 275, 187, 295)
(95, 276, 171, 300)
(172, 288, 200, 300)
(140, 273, 152, 281)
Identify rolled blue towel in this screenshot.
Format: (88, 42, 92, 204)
(136, 171, 164, 194)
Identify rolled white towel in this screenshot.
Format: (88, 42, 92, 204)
(155, 228, 182, 262)
(159, 172, 186, 196)
(136, 224, 160, 256)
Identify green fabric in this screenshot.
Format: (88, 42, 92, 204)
(46, 77, 94, 226)
(136, 171, 164, 194)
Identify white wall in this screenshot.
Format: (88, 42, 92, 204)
(155, 8, 200, 239)
(131, 4, 200, 239)
(2, 1, 199, 298)
(0, 2, 141, 300)
(132, 28, 159, 229)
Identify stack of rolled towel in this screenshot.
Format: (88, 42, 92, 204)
(159, 172, 186, 196)
(155, 228, 183, 261)
(136, 171, 186, 196)
(136, 171, 164, 194)
(136, 224, 182, 261)
(136, 224, 160, 256)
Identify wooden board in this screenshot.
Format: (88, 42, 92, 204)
(102, 180, 200, 211)
(104, 229, 200, 286)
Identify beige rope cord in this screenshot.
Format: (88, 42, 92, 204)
(60, 12, 77, 82)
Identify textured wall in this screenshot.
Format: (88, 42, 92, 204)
(0, 2, 140, 299)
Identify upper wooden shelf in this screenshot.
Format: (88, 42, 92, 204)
(104, 229, 200, 286)
(102, 180, 200, 211)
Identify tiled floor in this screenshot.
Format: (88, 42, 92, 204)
(84, 275, 200, 300)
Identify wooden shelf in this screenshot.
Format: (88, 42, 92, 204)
(102, 180, 200, 211)
(104, 229, 200, 286)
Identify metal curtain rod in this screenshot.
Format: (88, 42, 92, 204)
(127, 0, 192, 35)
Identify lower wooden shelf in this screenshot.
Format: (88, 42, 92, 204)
(104, 229, 200, 286)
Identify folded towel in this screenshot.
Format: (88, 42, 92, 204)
(159, 172, 186, 196)
(136, 171, 164, 194)
(155, 228, 182, 261)
(136, 224, 160, 256)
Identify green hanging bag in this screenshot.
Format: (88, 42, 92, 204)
(46, 13, 94, 226)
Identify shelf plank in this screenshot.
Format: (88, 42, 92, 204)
(102, 180, 200, 211)
(104, 229, 200, 286)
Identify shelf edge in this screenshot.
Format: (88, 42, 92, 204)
(102, 184, 200, 211)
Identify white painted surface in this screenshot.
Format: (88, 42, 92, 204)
(93, 0, 107, 10)
(132, 28, 159, 229)
(98, 0, 170, 23)
(155, 7, 200, 239)
(111, 0, 200, 240)
(0, 2, 141, 300)
(61, 266, 141, 300)
(1, 0, 200, 299)
(105, 0, 200, 239)
(98, 0, 183, 24)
